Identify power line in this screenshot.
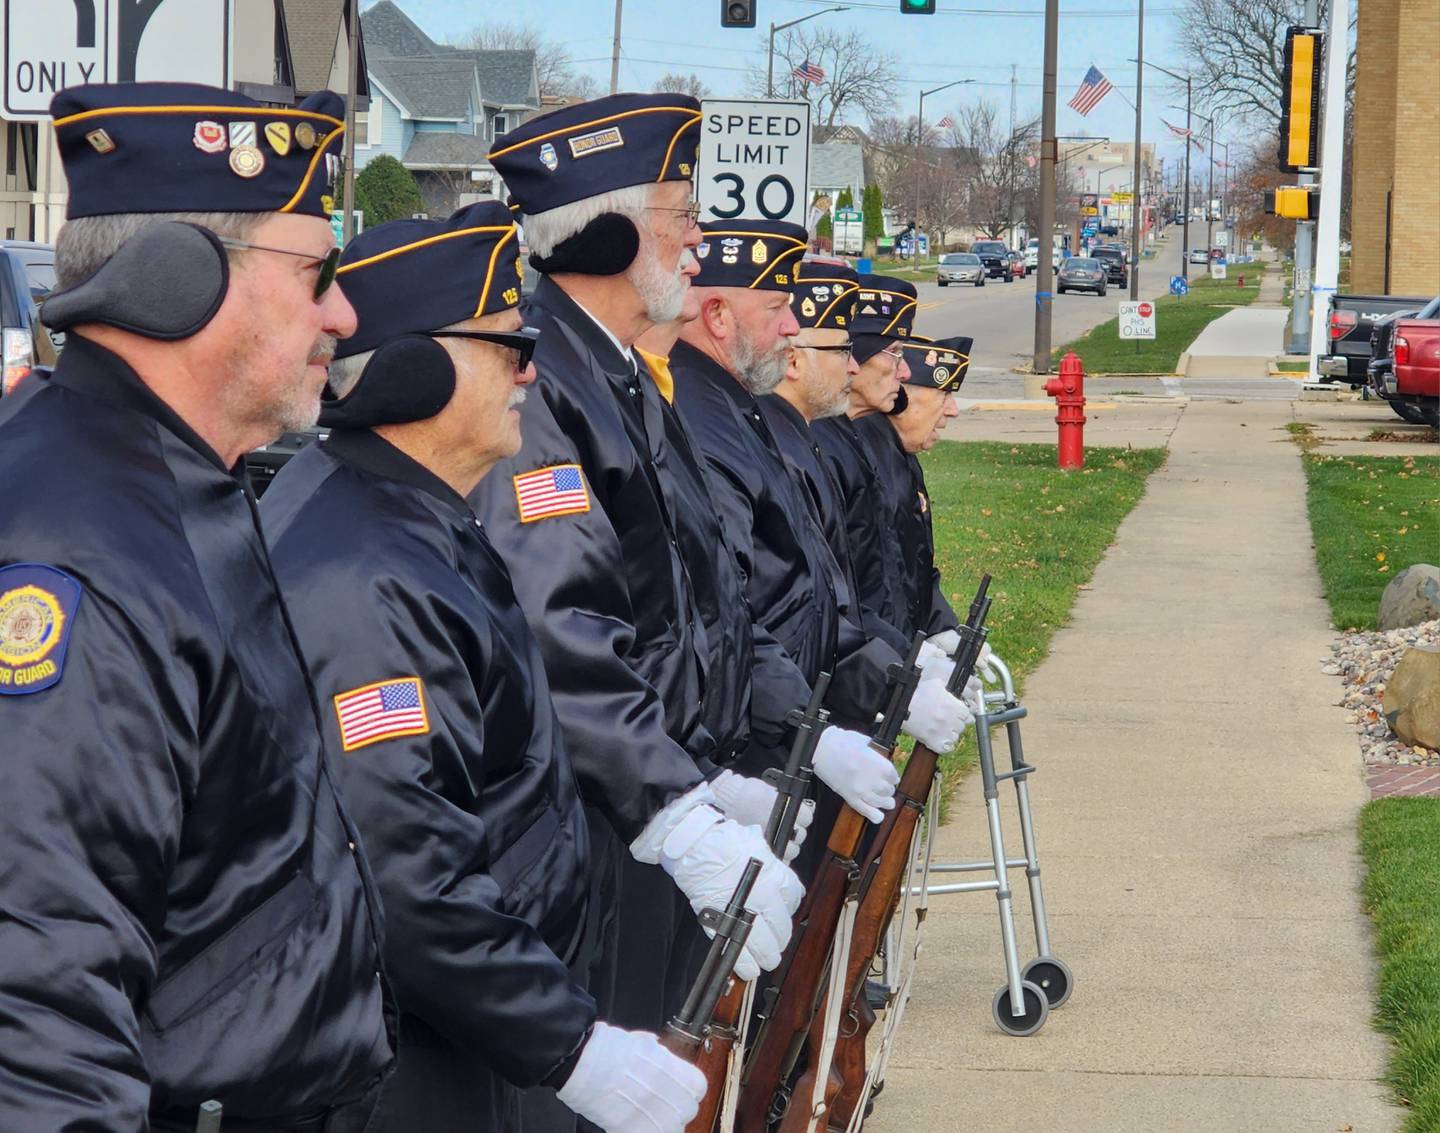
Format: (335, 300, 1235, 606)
(784, 0, 1179, 16)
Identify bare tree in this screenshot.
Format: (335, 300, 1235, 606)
(747, 28, 898, 128)
(654, 72, 710, 100)
(457, 20, 577, 100)
(950, 100, 1039, 240)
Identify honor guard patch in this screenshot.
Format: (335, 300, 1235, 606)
(0, 564, 83, 695)
(514, 464, 591, 523)
(568, 126, 624, 159)
(334, 676, 429, 752)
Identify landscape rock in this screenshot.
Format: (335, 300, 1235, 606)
(1377, 564, 1440, 631)
(1323, 619, 1440, 767)
(1382, 646, 1440, 752)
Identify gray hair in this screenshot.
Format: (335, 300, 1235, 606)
(54, 211, 264, 290)
(521, 184, 654, 258)
(325, 319, 473, 400)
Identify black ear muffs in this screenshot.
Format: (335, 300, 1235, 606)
(529, 212, 640, 277)
(41, 222, 229, 340)
(319, 335, 457, 429)
(887, 385, 910, 416)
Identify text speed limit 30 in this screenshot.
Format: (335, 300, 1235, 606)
(698, 99, 811, 227)
(1118, 301, 1156, 340)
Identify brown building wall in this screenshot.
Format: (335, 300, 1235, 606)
(1350, 0, 1440, 296)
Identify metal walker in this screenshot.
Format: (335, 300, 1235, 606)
(908, 650, 1073, 1036)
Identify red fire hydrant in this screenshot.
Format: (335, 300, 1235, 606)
(1044, 351, 1087, 469)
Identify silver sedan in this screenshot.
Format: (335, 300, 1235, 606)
(937, 252, 985, 287)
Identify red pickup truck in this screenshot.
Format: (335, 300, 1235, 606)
(1377, 296, 1440, 427)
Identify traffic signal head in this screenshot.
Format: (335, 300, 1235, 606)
(900, 0, 938, 11)
(1278, 26, 1323, 172)
(721, 0, 757, 28)
(1264, 186, 1319, 220)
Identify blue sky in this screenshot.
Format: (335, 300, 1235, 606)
(382, 0, 1220, 185)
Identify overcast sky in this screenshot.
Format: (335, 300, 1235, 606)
(381, 0, 1222, 185)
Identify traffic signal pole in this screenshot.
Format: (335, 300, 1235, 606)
(1306, 0, 1350, 377)
(1287, 0, 1320, 355)
(1128, 0, 1144, 301)
(1031, 0, 1059, 375)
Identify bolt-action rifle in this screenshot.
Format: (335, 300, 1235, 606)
(736, 634, 929, 1133)
(663, 674, 832, 1132)
(780, 577, 993, 1133)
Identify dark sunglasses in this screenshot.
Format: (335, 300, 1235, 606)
(429, 326, 541, 372)
(218, 239, 341, 301)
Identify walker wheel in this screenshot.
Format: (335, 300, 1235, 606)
(1022, 956, 1073, 1008)
(991, 979, 1049, 1036)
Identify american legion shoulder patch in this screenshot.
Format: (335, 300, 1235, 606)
(0, 563, 83, 695)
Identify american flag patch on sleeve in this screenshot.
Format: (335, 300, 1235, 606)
(334, 676, 429, 752)
(513, 463, 591, 523)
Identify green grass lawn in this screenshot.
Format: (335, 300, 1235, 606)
(1301, 453, 1440, 630)
(1360, 798, 1440, 1130)
(1051, 270, 1264, 375)
(919, 439, 1168, 805)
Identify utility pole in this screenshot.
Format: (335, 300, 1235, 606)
(1007, 63, 1018, 249)
(341, 0, 360, 243)
(1032, 0, 1059, 376)
(1306, 0, 1349, 374)
(1288, 0, 1320, 353)
(609, 0, 623, 96)
(1128, 0, 1144, 300)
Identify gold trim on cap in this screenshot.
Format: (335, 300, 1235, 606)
(798, 274, 859, 325)
(657, 114, 703, 182)
(489, 104, 701, 160)
(474, 226, 519, 317)
(279, 124, 345, 213)
(337, 224, 517, 275)
(53, 103, 345, 129)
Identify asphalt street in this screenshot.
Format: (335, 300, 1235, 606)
(908, 224, 1210, 395)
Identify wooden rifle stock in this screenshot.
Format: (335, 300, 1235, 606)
(663, 979, 744, 1133)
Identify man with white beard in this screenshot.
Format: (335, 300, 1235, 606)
(469, 95, 803, 1074)
(669, 222, 974, 881)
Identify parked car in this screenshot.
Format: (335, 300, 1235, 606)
(0, 245, 57, 396)
(1187, 247, 1210, 265)
(969, 240, 1012, 281)
(1090, 246, 1128, 288)
(1368, 296, 1440, 427)
(936, 252, 985, 287)
(1007, 250, 1025, 280)
(1319, 293, 1429, 384)
(1056, 257, 1107, 297)
(1024, 239, 1039, 274)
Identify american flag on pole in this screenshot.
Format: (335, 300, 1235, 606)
(513, 463, 592, 522)
(936, 115, 955, 129)
(1066, 66, 1113, 116)
(1162, 118, 1191, 139)
(334, 677, 429, 752)
(793, 58, 825, 84)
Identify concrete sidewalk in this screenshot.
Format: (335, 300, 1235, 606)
(1180, 270, 1289, 379)
(867, 399, 1399, 1133)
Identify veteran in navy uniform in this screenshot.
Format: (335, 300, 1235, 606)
(855, 336, 973, 645)
(670, 222, 973, 847)
(0, 83, 392, 1132)
(471, 94, 802, 1035)
(261, 205, 705, 1133)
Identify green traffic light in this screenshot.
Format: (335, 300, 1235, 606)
(900, 0, 937, 12)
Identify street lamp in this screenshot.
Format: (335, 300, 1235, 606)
(1173, 103, 1217, 262)
(1134, 58, 1192, 277)
(767, 6, 847, 97)
(913, 78, 975, 264)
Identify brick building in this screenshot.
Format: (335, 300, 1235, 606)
(1349, 0, 1440, 296)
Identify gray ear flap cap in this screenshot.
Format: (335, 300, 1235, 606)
(40, 222, 229, 340)
(529, 212, 639, 276)
(318, 335, 456, 430)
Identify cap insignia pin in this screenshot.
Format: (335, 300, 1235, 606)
(264, 122, 292, 156)
(229, 121, 257, 149)
(801, 297, 816, 318)
(193, 120, 227, 154)
(751, 240, 768, 265)
(85, 129, 115, 154)
(295, 121, 317, 150)
(229, 144, 265, 179)
(539, 142, 559, 172)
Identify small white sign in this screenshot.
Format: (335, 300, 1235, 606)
(1118, 300, 1156, 340)
(1215, 230, 1229, 247)
(698, 98, 811, 228)
(1211, 261, 1228, 280)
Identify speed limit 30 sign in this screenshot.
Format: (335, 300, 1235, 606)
(698, 99, 811, 227)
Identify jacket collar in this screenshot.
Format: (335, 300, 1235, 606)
(323, 427, 474, 521)
(670, 340, 754, 410)
(47, 333, 235, 474)
(531, 276, 636, 376)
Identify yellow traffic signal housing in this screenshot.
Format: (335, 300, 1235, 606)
(1278, 26, 1323, 172)
(1264, 186, 1320, 220)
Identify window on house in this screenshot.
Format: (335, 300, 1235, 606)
(353, 111, 369, 147)
(491, 114, 508, 142)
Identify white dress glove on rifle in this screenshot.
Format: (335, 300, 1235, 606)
(917, 639, 956, 686)
(927, 629, 961, 657)
(556, 1021, 707, 1133)
(811, 727, 900, 824)
(631, 786, 804, 981)
(902, 677, 975, 754)
(710, 769, 815, 863)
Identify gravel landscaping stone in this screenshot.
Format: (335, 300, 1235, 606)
(1323, 618, 1440, 767)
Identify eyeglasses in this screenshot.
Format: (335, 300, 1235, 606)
(429, 326, 541, 373)
(646, 202, 703, 225)
(799, 342, 854, 357)
(217, 239, 341, 301)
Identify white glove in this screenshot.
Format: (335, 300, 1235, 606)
(812, 727, 900, 824)
(962, 673, 985, 714)
(710, 770, 814, 864)
(928, 629, 961, 657)
(557, 1021, 707, 1133)
(631, 787, 804, 981)
(916, 639, 956, 686)
(903, 677, 974, 754)
(977, 641, 998, 682)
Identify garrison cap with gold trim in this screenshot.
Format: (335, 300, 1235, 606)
(489, 92, 701, 216)
(51, 82, 345, 219)
(334, 202, 523, 358)
(900, 334, 974, 392)
(694, 219, 807, 291)
(850, 274, 918, 339)
(793, 258, 859, 331)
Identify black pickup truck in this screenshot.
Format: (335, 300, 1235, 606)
(969, 240, 1013, 282)
(1318, 293, 1428, 384)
